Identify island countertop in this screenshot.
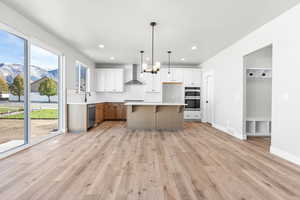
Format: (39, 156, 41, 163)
(125, 102, 186, 106)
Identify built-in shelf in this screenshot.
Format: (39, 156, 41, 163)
(246, 118, 271, 136)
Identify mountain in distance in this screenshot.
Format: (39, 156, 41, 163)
(0, 63, 58, 84)
(48, 69, 59, 79)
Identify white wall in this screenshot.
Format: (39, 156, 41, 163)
(244, 45, 273, 69)
(0, 2, 95, 92)
(201, 3, 300, 164)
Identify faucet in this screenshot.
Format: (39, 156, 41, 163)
(84, 90, 91, 103)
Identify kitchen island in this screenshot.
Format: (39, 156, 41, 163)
(125, 102, 185, 130)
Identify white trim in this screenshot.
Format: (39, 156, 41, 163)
(60, 56, 66, 131)
(0, 21, 29, 40)
(212, 123, 228, 133)
(270, 146, 300, 166)
(213, 123, 246, 140)
(202, 70, 214, 123)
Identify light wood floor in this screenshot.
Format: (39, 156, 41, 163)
(0, 122, 300, 200)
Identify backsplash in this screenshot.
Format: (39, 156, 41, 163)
(67, 85, 162, 103)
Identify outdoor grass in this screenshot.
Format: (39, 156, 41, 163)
(0, 107, 23, 114)
(3, 109, 58, 119)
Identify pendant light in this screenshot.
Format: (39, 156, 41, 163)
(167, 50, 172, 77)
(143, 22, 160, 74)
(140, 50, 144, 77)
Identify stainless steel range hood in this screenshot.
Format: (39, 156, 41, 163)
(125, 64, 143, 85)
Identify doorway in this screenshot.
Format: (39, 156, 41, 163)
(203, 72, 214, 124)
(243, 45, 272, 151)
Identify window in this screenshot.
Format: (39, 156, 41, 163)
(76, 61, 89, 92)
(0, 28, 27, 152)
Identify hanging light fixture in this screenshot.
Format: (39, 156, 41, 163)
(143, 22, 160, 74)
(140, 50, 144, 77)
(167, 50, 172, 77)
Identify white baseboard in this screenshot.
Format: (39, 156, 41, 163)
(270, 146, 300, 166)
(212, 123, 227, 133)
(212, 123, 246, 140)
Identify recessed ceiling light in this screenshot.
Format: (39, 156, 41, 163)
(98, 44, 105, 48)
(181, 58, 185, 61)
(109, 56, 115, 60)
(191, 46, 197, 50)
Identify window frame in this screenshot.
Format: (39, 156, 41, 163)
(76, 61, 90, 93)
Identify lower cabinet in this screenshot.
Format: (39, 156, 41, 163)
(104, 103, 116, 120)
(97, 102, 126, 122)
(184, 111, 201, 120)
(96, 103, 104, 123)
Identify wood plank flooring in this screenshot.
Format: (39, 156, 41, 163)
(0, 121, 300, 200)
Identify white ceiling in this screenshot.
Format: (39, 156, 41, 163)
(2, 0, 300, 65)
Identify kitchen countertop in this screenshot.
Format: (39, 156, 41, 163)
(67, 99, 147, 105)
(67, 100, 124, 105)
(125, 102, 186, 106)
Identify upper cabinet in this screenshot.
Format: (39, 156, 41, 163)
(144, 73, 161, 93)
(161, 68, 201, 86)
(96, 68, 124, 92)
(161, 68, 184, 83)
(183, 68, 202, 87)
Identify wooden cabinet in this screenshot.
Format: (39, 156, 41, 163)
(96, 103, 104, 123)
(104, 103, 116, 120)
(184, 68, 201, 86)
(116, 103, 127, 119)
(104, 103, 126, 120)
(144, 73, 161, 93)
(96, 69, 124, 92)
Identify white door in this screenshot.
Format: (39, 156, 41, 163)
(205, 75, 213, 124)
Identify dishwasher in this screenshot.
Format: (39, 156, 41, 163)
(87, 104, 96, 129)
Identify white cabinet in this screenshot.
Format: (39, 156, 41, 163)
(96, 68, 124, 92)
(144, 73, 161, 93)
(184, 68, 201, 87)
(184, 111, 201, 120)
(161, 68, 201, 85)
(161, 68, 184, 82)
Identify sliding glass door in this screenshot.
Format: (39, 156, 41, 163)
(0, 29, 28, 153)
(30, 44, 60, 141)
(0, 26, 64, 154)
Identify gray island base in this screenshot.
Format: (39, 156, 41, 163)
(125, 102, 185, 130)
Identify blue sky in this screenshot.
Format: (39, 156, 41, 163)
(0, 29, 58, 70)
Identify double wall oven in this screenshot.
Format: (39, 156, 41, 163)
(185, 87, 200, 111)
